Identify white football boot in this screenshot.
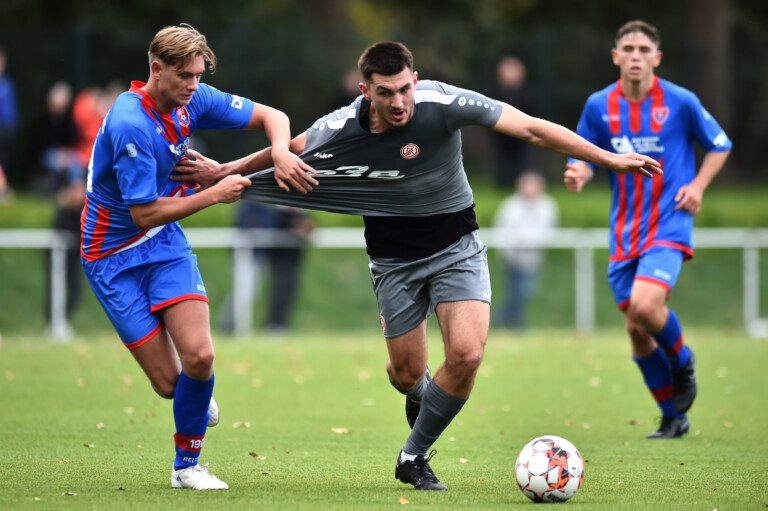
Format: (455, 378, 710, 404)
(171, 463, 229, 490)
(207, 397, 219, 427)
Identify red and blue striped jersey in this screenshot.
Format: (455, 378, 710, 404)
(80, 81, 254, 261)
(569, 77, 731, 261)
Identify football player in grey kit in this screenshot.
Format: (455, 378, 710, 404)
(174, 41, 661, 490)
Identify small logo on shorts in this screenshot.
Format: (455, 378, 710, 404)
(653, 269, 671, 281)
(197, 284, 206, 292)
(400, 143, 420, 159)
(126, 144, 137, 157)
(379, 314, 387, 335)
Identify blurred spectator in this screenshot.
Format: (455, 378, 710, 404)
(73, 82, 123, 168)
(493, 171, 559, 330)
(490, 56, 540, 187)
(330, 67, 362, 108)
(0, 46, 18, 188)
(0, 163, 12, 204)
(30, 81, 86, 335)
(30, 81, 80, 194)
(219, 201, 314, 335)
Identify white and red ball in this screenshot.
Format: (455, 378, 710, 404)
(514, 435, 584, 503)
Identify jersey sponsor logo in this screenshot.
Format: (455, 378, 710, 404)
(313, 165, 403, 180)
(400, 143, 420, 159)
(230, 95, 244, 110)
(313, 152, 334, 159)
(610, 135, 665, 154)
(177, 107, 190, 128)
(602, 114, 622, 123)
(126, 144, 138, 158)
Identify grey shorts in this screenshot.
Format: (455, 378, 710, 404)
(368, 231, 491, 338)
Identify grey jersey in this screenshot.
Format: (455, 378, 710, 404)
(245, 80, 503, 216)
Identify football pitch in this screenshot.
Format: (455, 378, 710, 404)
(1, 328, 766, 510)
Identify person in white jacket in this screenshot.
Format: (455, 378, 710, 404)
(493, 171, 559, 329)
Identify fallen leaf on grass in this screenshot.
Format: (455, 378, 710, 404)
(459, 458, 469, 464)
(399, 496, 410, 505)
(722, 420, 733, 429)
(62, 492, 77, 496)
(233, 421, 251, 429)
(249, 452, 267, 460)
(83, 443, 94, 448)
(96, 422, 106, 429)
(331, 427, 350, 435)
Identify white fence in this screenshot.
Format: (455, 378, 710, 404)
(1, 227, 766, 340)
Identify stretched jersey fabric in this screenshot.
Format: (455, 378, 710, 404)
(80, 81, 255, 261)
(245, 80, 503, 216)
(568, 77, 731, 261)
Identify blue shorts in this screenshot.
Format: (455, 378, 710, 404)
(82, 223, 208, 349)
(607, 246, 684, 310)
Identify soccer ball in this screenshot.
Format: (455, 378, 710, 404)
(514, 435, 584, 503)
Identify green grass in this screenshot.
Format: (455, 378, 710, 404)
(1, 329, 766, 509)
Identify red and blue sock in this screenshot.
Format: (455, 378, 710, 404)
(652, 309, 691, 369)
(173, 372, 214, 470)
(634, 348, 680, 418)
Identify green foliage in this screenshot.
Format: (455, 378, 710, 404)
(0, 330, 766, 509)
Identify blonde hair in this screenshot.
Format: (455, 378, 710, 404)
(148, 23, 217, 72)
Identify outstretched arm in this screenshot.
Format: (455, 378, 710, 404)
(129, 175, 252, 229)
(246, 105, 315, 192)
(173, 117, 316, 193)
(674, 150, 730, 215)
(493, 103, 662, 177)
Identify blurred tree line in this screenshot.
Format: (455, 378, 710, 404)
(0, 0, 765, 188)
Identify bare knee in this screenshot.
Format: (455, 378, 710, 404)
(387, 360, 426, 392)
(180, 348, 215, 380)
(625, 316, 656, 357)
(626, 300, 664, 329)
(446, 344, 485, 375)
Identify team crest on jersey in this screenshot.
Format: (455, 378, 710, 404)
(400, 143, 420, 159)
(177, 107, 190, 128)
(652, 106, 669, 125)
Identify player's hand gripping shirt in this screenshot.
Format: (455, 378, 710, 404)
(80, 81, 254, 261)
(245, 80, 503, 216)
(569, 77, 731, 261)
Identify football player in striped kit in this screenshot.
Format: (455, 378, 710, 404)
(565, 20, 731, 439)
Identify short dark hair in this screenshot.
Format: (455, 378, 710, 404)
(357, 41, 413, 82)
(615, 20, 661, 48)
